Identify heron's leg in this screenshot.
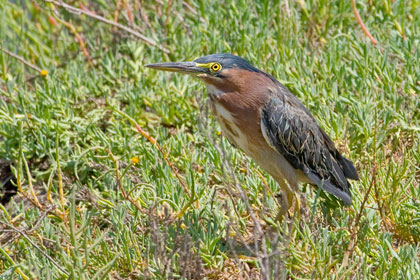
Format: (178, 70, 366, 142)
(275, 179, 298, 222)
(287, 190, 301, 220)
(275, 189, 289, 222)
(299, 193, 309, 220)
(274, 179, 303, 222)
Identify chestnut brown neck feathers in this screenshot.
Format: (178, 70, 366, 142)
(202, 68, 276, 111)
(202, 68, 278, 147)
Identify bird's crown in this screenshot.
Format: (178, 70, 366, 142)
(194, 53, 258, 72)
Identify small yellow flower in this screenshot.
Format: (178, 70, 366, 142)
(40, 69, 48, 77)
(216, 131, 222, 136)
(131, 156, 139, 165)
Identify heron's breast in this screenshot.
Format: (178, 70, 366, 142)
(212, 101, 268, 158)
(212, 103, 246, 148)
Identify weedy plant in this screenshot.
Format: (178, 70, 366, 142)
(0, 0, 419, 279)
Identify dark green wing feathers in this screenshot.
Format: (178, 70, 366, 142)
(260, 87, 358, 205)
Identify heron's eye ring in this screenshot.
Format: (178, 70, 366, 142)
(210, 63, 222, 72)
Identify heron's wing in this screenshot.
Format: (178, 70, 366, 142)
(260, 88, 357, 205)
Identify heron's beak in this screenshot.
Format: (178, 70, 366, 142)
(145, 61, 206, 75)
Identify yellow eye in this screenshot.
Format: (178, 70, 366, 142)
(210, 63, 222, 72)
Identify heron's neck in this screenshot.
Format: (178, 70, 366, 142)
(206, 84, 227, 101)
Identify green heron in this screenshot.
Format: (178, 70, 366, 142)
(146, 53, 359, 217)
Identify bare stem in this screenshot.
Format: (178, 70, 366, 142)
(0, 220, 70, 277)
(351, 0, 378, 45)
(1, 48, 43, 73)
(42, 0, 170, 54)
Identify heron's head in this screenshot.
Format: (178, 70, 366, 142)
(146, 53, 261, 88)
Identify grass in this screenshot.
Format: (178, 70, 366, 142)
(0, 0, 419, 279)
